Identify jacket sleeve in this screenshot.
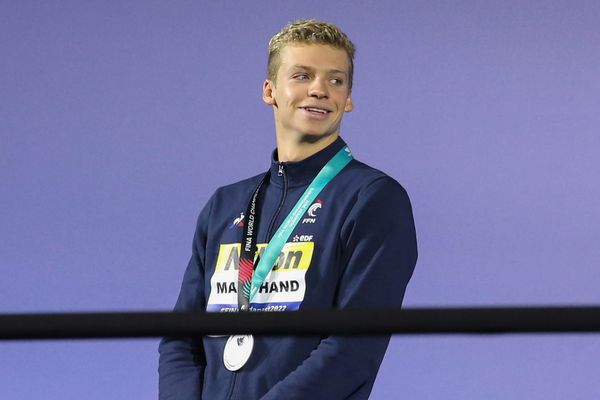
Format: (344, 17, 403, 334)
(158, 195, 214, 400)
(261, 177, 418, 400)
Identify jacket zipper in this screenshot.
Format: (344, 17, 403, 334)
(226, 372, 237, 399)
(228, 164, 287, 400)
(265, 163, 288, 241)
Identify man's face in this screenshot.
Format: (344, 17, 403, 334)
(263, 44, 353, 143)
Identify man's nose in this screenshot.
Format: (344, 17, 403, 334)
(308, 78, 329, 99)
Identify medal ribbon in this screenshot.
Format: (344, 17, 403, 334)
(237, 174, 268, 311)
(247, 146, 353, 303)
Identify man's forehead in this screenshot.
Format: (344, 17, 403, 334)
(278, 44, 350, 74)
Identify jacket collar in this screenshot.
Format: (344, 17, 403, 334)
(269, 136, 348, 188)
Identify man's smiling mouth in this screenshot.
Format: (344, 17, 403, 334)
(301, 106, 331, 115)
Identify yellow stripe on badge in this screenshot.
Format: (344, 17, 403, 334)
(214, 242, 314, 272)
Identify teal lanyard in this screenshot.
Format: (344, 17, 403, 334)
(249, 146, 353, 302)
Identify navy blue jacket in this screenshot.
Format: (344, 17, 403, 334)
(158, 137, 417, 399)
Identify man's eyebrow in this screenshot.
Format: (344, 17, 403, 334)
(289, 64, 348, 76)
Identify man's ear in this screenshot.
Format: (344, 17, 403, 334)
(262, 79, 277, 107)
(344, 95, 353, 112)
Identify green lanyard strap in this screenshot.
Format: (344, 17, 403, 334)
(249, 146, 353, 302)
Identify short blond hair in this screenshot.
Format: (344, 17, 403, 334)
(267, 19, 356, 90)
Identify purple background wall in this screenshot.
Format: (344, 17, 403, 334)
(2, 1, 599, 398)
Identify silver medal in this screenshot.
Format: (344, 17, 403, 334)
(223, 334, 253, 371)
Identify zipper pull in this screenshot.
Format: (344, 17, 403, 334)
(278, 164, 284, 177)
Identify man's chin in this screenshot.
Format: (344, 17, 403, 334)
(297, 131, 338, 144)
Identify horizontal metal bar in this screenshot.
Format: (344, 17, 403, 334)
(1, 307, 600, 340)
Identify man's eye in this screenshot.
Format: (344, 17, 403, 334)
(294, 74, 309, 80)
(330, 78, 343, 85)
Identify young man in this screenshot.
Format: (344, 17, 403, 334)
(159, 19, 417, 399)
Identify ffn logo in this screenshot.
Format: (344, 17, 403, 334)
(302, 199, 322, 224)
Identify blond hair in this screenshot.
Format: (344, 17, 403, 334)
(267, 19, 356, 89)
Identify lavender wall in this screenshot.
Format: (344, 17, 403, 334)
(2, 1, 599, 398)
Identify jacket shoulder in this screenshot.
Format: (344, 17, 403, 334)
(212, 172, 265, 197)
(341, 159, 408, 195)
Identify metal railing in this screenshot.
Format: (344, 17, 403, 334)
(2, 306, 600, 340)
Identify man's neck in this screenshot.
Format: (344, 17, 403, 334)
(276, 133, 338, 162)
